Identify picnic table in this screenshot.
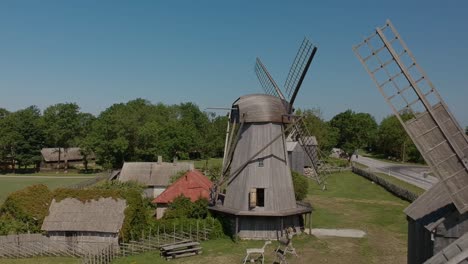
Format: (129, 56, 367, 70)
(160, 241, 202, 260)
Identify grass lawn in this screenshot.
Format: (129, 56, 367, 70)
(192, 158, 223, 170)
(0, 176, 94, 202)
(111, 171, 409, 264)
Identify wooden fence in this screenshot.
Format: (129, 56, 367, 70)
(352, 166, 419, 202)
(67, 173, 109, 189)
(81, 220, 214, 264)
(0, 219, 215, 263)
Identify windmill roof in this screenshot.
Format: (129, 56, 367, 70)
(119, 161, 194, 187)
(404, 182, 455, 231)
(231, 94, 291, 123)
(41, 148, 95, 162)
(41, 197, 126, 233)
(153, 170, 212, 204)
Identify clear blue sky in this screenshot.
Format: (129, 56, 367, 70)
(1, 0, 467, 126)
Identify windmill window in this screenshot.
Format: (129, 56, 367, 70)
(258, 158, 264, 167)
(249, 188, 265, 208)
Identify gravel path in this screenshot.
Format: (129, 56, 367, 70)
(306, 228, 367, 238)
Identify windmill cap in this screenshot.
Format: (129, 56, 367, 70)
(231, 94, 291, 123)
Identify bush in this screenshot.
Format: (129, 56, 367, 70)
(291, 171, 309, 201)
(0, 184, 53, 234)
(163, 195, 209, 219)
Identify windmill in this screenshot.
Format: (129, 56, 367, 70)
(209, 38, 318, 239)
(353, 20, 468, 263)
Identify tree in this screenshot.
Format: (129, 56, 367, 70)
(297, 108, 339, 152)
(42, 103, 82, 171)
(465, 126, 468, 136)
(376, 114, 422, 163)
(330, 110, 378, 155)
(0, 106, 44, 170)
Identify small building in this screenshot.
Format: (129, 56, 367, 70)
(117, 160, 194, 198)
(405, 182, 468, 264)
(41, 197, 127, 254)
(41, 148, 95, 169)
(286, 136, 318, 175)
(152, 169, 212, 219)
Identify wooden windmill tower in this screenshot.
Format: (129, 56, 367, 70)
(210, 38, 319, 239)
(354, 20, 468, 263)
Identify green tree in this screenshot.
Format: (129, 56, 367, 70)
(376, 114, 422, 163)
(0, 106, 44, 170)
(330, 110, 378, 155)
(297, 108, 339, 152)
(42, 103, 82, 170)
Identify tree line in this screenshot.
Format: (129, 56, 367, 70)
(1, 98, 431, 171)
(0, 99, 227, 170)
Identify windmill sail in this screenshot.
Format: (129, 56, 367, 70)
(254, 58, 285, 100)
(284, 38, 318, 109)
(353, 19, 468, 213)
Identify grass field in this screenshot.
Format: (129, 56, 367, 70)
(110, 171, 409, 264)
(0, 175, 95, 202)
(0, 170, 409, 263)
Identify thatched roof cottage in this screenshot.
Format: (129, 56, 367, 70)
(41, 197, 126, 254)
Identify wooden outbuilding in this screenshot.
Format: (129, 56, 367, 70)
(41, 197, 126, 254)
(41, 148, 95, 169)
(153, 169, 212, 219)
(286, 136, 317, 175)
(405, 182, 468, 264)
(117, 160, 194, 198)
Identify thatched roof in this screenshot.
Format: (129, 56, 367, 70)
(41, 148, 95, 162)
(41, 197, 126, 233)
(119, 161, 194, 187)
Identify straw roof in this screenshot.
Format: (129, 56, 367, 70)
(153, 170, 212, 204)
(41, 148, 95, 162)
(119, 161, 194, 187)
(41, 197, 126, 233)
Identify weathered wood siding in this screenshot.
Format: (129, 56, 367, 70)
(407, 218, 433, 264)
(48, 231, 118, 254)
(434, 211, 468, 253)
(224, 122, 297, 212)
(237, 215, 301, 239)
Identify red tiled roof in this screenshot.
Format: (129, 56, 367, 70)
(153, 169, 212, 204)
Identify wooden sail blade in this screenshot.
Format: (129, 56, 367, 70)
(284, 38, 318, 109)
(353, 19, 468, 213)
(255, 58, 285, 100)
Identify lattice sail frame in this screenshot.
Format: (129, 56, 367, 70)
(353, 19, 468, 213)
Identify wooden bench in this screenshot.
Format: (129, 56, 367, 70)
(160, 241, 202, 260)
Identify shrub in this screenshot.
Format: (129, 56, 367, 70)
(0, 184, 53, 233)
(163, 195, 209, 219)
(291, 171, 309, 201)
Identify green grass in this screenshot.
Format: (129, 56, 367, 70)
(375, 172, 425, 195)
(192, 158, 223, 170)
(4, 170, 409, 263)
(0, 176, 93, 202)
(112, 171, 409, 263)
